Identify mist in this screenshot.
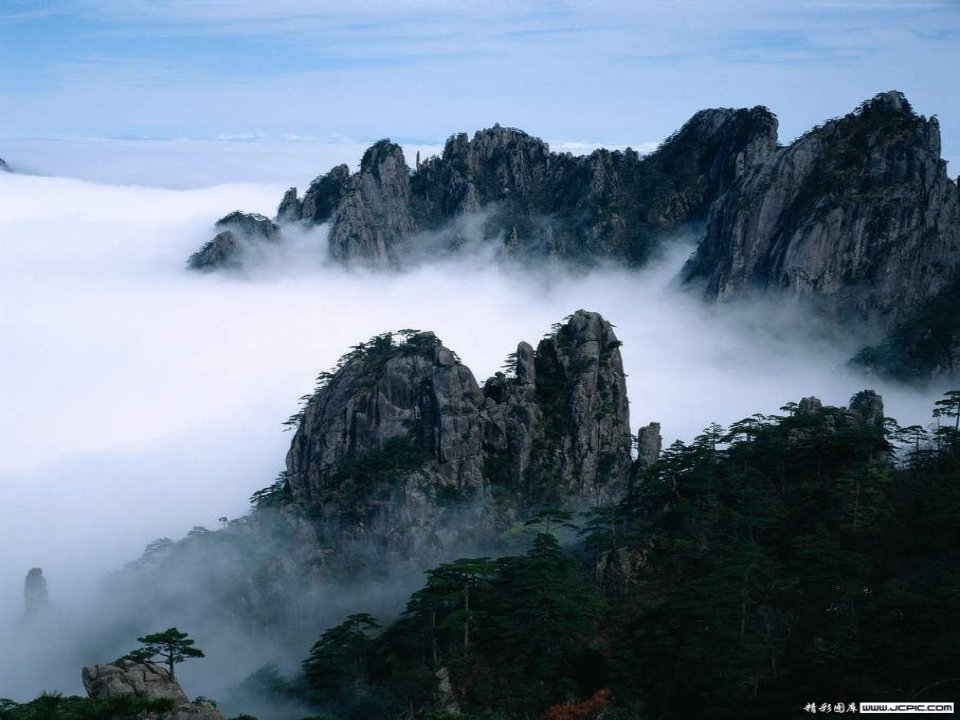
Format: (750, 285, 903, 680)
(0, 166, 952, 710)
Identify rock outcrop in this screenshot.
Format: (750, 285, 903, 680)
(788, 390, 886, 442)
(271, 164, 354, 228)
(23, 567, 48, 618)
(188, 110, 777, 270)
(187, 211, 280, 272)
(852, 278, 960, 379)
(0, 157, 11, 173)
(284, 328, 488, 555)
(683, 91, 960, 376)
(108, 310, 635, 641)
(283, 309, 633, 555)
(82, 661, 224, 720)
(481, 310, 633, 508)
(635, 422, 662, 471)
(328, 141, 419, 266)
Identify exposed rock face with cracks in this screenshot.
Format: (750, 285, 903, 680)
(682, 91, 960, 378)
(283, 309, 634, 557)
(187, 109, 777, 270)
(82, 660, 225, 720)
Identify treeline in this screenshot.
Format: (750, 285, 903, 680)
(231, 391, 960, 719)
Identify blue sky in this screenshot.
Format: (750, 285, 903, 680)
(2, 0, 959, 160)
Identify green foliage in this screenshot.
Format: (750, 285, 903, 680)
(300, 614, 387, 718)
(0, 693, 173, 720)
(226, 664, 303, 719)
(298, 535, 605, 719)
(125, 627, 204, 680)
(303, 613, 381, 692)
(324, 435, 430, 520)
(127, 537, 173, 569)
(602, 397, 960, 718)
(934, 390, 960, 429)
(249, 472, 293, 508)
(523, 508, 579, 535)
(281, 392, 960, 719)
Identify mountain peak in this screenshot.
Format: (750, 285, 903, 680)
(360, 139, 407, 175)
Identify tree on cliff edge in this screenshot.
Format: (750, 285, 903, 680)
(125, 627, 204, 680)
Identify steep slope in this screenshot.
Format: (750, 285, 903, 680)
(187, 109, 777, 269)
(683, 91, 960, 348)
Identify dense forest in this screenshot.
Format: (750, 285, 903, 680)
(3, 391, 958, 720)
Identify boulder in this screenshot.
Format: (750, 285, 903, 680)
(82, 660, 224, 720)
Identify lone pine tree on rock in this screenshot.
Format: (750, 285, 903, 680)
(125, 627, 204, 680)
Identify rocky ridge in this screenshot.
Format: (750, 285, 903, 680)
(185, 92, 960, 379)
(188, 109, 776, 270)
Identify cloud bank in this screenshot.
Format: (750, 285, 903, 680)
(0, 166, 952, 705)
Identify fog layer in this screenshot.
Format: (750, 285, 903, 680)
(0, 169, 950, 703)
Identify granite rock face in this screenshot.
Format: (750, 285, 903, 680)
(276, 187, 302, 224)
(284, 329, 487, 556)
(82, 661, 224, 720)
(102, 311, 635, 647)
(187, 109, 777, 270)
(325, 112, 776, 266)
(481, 310, 633, 508)
(635, 422, 662, 471)
(683, 92, 960, 375)
(187, 211, 280, 272)
(298, 163, 351, 224)
(327, 142, 418, 266)
(283, 310, 633, 555)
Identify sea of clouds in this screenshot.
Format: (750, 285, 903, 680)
(0, 141, 952, 704)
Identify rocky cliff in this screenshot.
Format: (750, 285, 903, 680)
(188, 109, 776, 270)
(283, 309, 634, 555)
(682, 91, 960, 376)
